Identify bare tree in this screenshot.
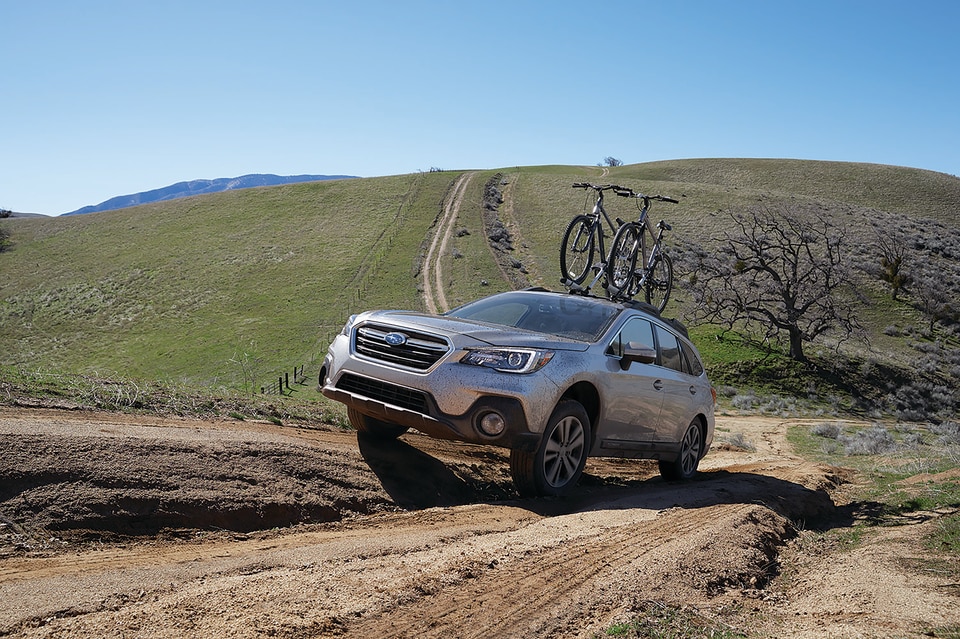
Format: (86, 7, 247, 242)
(912, 268, 959, 333)
(599, 157, 623, 167)
(681, 206, 859, 361)
(875, 231, 911, 300)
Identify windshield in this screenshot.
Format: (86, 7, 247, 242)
(446, 292, 620, 342)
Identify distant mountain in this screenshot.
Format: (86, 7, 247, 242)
(63, 174, 357, 216)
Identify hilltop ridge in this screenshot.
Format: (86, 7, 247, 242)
(63, 173, 357, 216)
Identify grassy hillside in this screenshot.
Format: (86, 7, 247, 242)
(1, 160, 958, 419)
(1, 174, 456, 389)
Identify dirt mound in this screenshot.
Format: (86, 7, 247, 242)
(2, 434, 389, 537)
(0, 419, 524, 552)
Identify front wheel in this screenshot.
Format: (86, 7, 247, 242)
(559, 215, 595, 284)
(658, 419, 703, 481)
(606, 223, 642, 295)
(510, 400, 591, 497)
(348, 408, 408, 440)
(644, 252, 674, 312)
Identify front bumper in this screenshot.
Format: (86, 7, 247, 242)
(321, 372, 540, 452)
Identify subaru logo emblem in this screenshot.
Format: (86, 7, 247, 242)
(384, 332, 407, 346)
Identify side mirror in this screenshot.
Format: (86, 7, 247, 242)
(620, 342, 657, 370)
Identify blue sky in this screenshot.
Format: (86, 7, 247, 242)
(3, 0, 958, 216)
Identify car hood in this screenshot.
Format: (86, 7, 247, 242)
(359, 310, 591, 351)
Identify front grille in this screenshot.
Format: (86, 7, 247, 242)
(354, 323, 450, 370)
(335, 373, 429, 414)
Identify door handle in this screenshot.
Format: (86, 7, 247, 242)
(689, 385, 697, 395)
(653, 380, 663, 391)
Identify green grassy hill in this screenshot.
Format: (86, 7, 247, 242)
(1, 160, 958, 419)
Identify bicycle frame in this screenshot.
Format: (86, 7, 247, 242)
(605, 192, 677, 303)
(564, 185, 624, 292)
(632, 220, 669, 291)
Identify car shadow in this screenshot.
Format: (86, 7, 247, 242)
(357, 434, 849, 530)
(564, 468, 847, 529)
(356, 432, 514, 508)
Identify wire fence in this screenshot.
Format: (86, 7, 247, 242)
(260, 363, 310, 395)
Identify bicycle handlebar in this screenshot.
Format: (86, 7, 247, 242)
(572, 182, 622, 191)
(572, 182, 678, 204)
(614, 187, 679, 204)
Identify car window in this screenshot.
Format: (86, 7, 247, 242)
(607, 317, 655, 358)
(654, 325, 682, 372)
(460, 301, 528, 326)
(447, 292, 619, 341)
(679, 341, 704, 376)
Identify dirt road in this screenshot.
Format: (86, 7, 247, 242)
(1, 408, 957, 638)
(422, 172, 475, 315)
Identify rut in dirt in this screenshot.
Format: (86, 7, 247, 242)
(342, 503, 798, 638)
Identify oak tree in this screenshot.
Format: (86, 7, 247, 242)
(682, 206, 859, 361)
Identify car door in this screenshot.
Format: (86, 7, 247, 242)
(652, 324, 703, 442)
(597, 317, 663, 448)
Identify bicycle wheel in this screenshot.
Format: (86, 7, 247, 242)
(645, 252, 674, 312)
(559, 215, 595, 284)
(606, 222, 641, 295)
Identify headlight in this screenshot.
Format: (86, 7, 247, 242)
(339, 314, 359, 337)
(460, 348, 554, 373)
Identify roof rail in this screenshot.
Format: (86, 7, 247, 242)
(621, 298, 661, 317)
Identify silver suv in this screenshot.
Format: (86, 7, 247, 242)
(321, 288, 715, 496)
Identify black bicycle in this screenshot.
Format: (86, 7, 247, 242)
(559, 183, 634, 293)
(605, 188, 679, 311)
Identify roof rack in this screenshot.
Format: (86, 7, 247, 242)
(620, 298, 661, 317)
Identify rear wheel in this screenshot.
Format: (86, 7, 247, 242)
(644, 252, 674, 312)
(606, 223, 642, 295)
(511, 400, 590, 497)
(348, 408, 408, 439)
(559, 216, 595, 284)
(658, 419, 703, 481)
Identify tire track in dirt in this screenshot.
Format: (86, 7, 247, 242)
(348, 503, 786, 638)
(422, 171, 475, 314)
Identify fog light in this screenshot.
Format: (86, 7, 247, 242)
(478, 411, 506, 437)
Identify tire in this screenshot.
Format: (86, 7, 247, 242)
(659, 419, 703, 481)
(510, 400, 591, 497)
(347, 408, 408, 439)
(559, 215, 595, 285)
(606, 223, 642, 295)
(644, 252, 674, 312)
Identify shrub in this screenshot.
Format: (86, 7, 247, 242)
(721, 432, 757, 451)
(731, 392, 756, 411)
(902, 431, 925, 449)
(930, 421, 960, 446)
(840, 425, 896, 455)
(812, 422, 843, 439)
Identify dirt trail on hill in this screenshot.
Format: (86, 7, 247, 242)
(1, 408, 957, 638)
(422, 172, 475, 314)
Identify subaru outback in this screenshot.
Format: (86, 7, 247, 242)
(320, 288, 715, 496)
